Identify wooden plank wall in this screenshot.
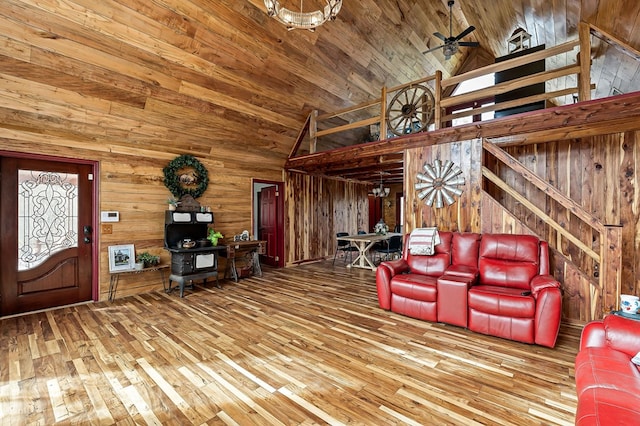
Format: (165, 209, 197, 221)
(0, 1, 290, 301)
(405, 131, 640, 323)
(496, 131, 640, 322)
(404, 139, 483, 233)
(285, 172, 369, 265)
(0, 139, 281, 301)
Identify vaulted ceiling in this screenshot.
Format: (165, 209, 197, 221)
(1, 1, 639, 186)
(277, 0, 640, 184)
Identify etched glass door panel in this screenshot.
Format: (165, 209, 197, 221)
(0, 157, 93, 315)
(18, 170, 79, 271)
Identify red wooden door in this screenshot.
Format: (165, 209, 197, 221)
(368, 195, 383, 232)
(0, 157, 94, 315)
(258, 185, 280, 267)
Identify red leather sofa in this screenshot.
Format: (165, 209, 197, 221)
(376, 232, 562, 347)
(575, 314, 640, 425)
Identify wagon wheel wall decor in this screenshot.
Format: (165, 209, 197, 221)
(386, 84, 435, 137)
(414, 159, 465, 208)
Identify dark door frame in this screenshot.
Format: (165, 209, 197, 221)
(0, 150, 100, 302)
(252, 179, 285, 268)
(395, 191, 404, 233)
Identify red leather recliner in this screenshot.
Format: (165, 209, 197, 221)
(376, 232, 453, 322)
(376, 232, 563, 347)
(575, 314, 640, 425)
(468, 234, 562, 347)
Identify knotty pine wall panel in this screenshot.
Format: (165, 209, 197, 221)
(486, 130, 640, 322)
(480, 193, 599, 323)
(285, 172, 369, 265)
(405, 139, 482, 233)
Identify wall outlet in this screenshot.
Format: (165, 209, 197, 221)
(102, 224, 113, 234)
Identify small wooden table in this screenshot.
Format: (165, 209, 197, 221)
(219, 240, 266, 282)
(336, 233, 402, 271)
(108, 264, 169, 301)
(611, 309, 640, 321)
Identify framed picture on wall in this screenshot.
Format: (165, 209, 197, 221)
(108, 244, 135, 272)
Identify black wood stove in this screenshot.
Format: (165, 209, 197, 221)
(164, 210, 225, 297)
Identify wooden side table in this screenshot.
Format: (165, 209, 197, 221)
(220, 240, 266, 282)
(108, 264, 169, 301)
(611, 309, 640, 321)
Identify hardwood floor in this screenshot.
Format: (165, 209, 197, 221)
(0, 261, 580, 425)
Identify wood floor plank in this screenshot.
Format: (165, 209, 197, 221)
(0, 261, 581, 424)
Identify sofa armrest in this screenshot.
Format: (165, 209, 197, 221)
(444, 264, 479, 281)
(380, 259, 410, 276)
(580, 315, 640, 355)
(376, 259, 410, 310)
(533, 285, 563, 348)
(579, 320, 606, 350)
(530, 274, 561, 298)
(602, 314, 640, 357)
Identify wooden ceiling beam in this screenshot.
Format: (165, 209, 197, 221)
(292, 153, 403, 174)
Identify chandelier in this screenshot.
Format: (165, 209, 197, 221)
(372, 173, 390, 198)
(264, 0, 342, 31)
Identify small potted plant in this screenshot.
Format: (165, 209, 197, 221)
(136, 252, 160, 268)
(207, 228, 224, 246)
(167, 196, 179, 211)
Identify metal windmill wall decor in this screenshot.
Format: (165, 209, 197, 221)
(414, 159, 465, 208)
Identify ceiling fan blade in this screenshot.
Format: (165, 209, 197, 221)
(458, 41, 480, 47)
(422, 44, 445, 55)
(454, 25, 476, 41)
(433, 32, 447, 41)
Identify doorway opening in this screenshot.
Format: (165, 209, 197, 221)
(253, 179, 285, 268)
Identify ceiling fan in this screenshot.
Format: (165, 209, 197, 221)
(423, 0, 479, 60)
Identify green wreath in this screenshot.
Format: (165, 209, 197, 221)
(163, 154, 209, 199)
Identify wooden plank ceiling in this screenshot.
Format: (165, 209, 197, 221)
(1, 1, 639, 186)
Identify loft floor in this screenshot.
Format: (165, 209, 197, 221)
(1, 261, 580, 425)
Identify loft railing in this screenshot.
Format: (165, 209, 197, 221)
(482, 139, 623, 317)
(289, 22, 602, 157)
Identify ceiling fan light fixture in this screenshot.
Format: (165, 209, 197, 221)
(264, 0, 342, 31)
(422, 0, 478, 59)
(443, 43, 457, 60)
